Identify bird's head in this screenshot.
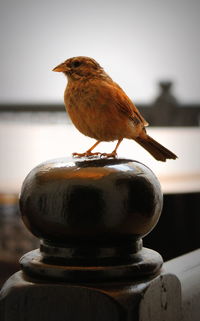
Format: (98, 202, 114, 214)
(53, 56, 104, 79)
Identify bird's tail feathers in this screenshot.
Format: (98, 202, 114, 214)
(134, 135, 177, 162)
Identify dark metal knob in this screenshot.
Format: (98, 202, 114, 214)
(19, 157, 163, 281)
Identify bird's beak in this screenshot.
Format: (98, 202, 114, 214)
(52, 62, 69, 72)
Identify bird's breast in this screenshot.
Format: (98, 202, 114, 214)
(64, 80, 138, 141)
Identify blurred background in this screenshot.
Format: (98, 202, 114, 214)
(0, 0, 199, 287)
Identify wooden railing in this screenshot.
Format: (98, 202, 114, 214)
(0, 81, 200, 126)
(164, 249, 200, 321)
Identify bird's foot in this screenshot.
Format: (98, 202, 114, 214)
(100, 151, 118, 159)
(72, 151, 101, 158)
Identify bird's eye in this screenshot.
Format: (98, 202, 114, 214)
(72, 60, 82, 68)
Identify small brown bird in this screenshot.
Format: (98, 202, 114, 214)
(53, 56, 177, 161)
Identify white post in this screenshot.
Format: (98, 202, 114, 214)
(139, 249, 200, 321)
(165, 249, 200, 321)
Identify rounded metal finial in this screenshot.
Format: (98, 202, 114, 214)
(19, 157, 163, 281)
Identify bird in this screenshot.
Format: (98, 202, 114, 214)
(53, 56, 177, 161)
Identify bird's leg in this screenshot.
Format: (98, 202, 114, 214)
(101, 139, 123, 158)
(73, 140, 102, 158)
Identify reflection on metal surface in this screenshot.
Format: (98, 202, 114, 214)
(19, 158, 162, 242)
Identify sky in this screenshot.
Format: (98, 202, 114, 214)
(0, 0, 200, 104)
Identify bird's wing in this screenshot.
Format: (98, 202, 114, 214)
(108, 82, 149, 127)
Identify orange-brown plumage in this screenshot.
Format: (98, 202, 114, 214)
(53, 56, 177, 161)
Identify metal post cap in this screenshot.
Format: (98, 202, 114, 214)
(19, 157, 163, 281)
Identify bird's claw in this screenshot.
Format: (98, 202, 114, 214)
(100, 152, 118, 159)
(72, 151, 118, 159)
(72, 151, 101, 158)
